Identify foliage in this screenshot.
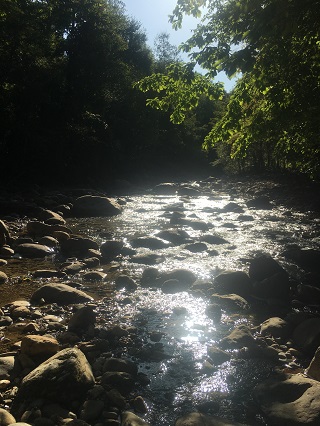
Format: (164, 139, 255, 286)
(135, 62, 224, 124)
(164, 0, 320, 178)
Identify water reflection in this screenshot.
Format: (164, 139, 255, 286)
(68, 190, 319, 425)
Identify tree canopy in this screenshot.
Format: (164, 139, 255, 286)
(137, 0, 320, 178)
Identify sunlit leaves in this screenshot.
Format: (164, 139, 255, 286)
(135, 62, 223, 124)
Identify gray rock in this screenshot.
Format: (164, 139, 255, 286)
(260, 317, 292, 339)
(121, 411, 150, 425)
(115, 275, 137, 291)
(130, 237, 168, 250)
(0, 271, 8, 284)
(68, 306, 96, 333)
(0, 220, 10, 246)
(254, 373, 320, 425)
(60, 237, 99, 257)
(73, 195, 122, 217)
(210, 294, 250, 312)
(31, 283, 93, 304)
(155, 229, 190, 245)
(15, 243, 52, 259)
(213, 271, 252, 297)
(12, 348, 95, 410)
(0, 407, 16, 425)
(249, 254, 287, 282)
(292, 318, 320, 354)
(221, 325, 256, 349)
(207, 346, 231, 366)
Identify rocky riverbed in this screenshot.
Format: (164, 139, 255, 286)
(0, 176, 320, 426)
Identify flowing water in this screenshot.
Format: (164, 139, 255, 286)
(64, 182, 319, 425)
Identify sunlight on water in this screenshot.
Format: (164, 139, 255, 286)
(67, 188, 320, 425)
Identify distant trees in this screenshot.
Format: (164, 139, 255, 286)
(137, 0, 320, 178)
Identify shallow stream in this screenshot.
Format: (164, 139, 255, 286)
(64, 182, 319, 425)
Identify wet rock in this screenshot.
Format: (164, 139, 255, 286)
(0, 407, 16, 425)
(52, 230, 70, 242)
(200, 234, 229, 245)
(246, 196, 272, 209)
(0, 356, 16, 380)
(121, 411, 150, 425)
(155, 229, 191, 245)
(292, 318, 320, 354)
(115, 275, 137, 291)
(184, 242, 207, 252)
(67, 306, 96, 333)
(106, 389, 126, 410)
(0, 259, 7, 266)
(221, 202, 244, 213)
(0, 220, 10, 246)
(60, 237, 99, 257)
(152, 183, 178, 195)
(38, 209, 66, 225)
(101, 371, 135, 395)
(249, 254, 287, 282)
(213, 271, 252, 297)
(61, 261, 85, 275)
(130, 237, 168, 250)
(31, 283, 93, 304)
(79, 400, 104, 423)
(38, 236, 59, 248)
(100, 240, 124, 260)
(133, 396, 148, 414)
(83, 257, 100, 268)
(0, 271, 8, 284)
(207, 346, 231, 366)
(26, 221, 70, 238)
(172, 217, 209, 231)
(162, 279, 189, 293)
(178, 185, 202, 196)
(82, 270, 106, 281)
(72, 195, 122, 217)
(0, 246, 14, 258)
(252, 272, 290, 301)
(12, 348, 95, 412)
(254, 373, 320, 425)
(140, 268, 160, 286)
(282, 248, 320, 272)
(295, 284, 320, 304)
(205, 304, 222, 323)
(237, 214, 254, 221)
(130, 253, 165, 265)
(156, 269, 197, 286)
(221, 325, 256, 349)
(260, 317, 292, 339)
(103, 358, 138, 376)
(306, 346, 320, 381)
(15, 243, 52, 259)
(175, 412, 245, 425)
(210, 294, 250, 312)
(20, 335, 59, 359)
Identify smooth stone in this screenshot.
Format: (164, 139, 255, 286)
(20, 335, 59, 358)
(72, 195, 122, 217)
(31, 283, 93, 304)
(254, 373, 320, 425)
(0, 271, 8, 284)
(121, 411, 150, 426)
(221, 325, 256, 349)
(15, 243, 52, 259)
(0, 407, 16, 425)
(260, 317, 292, 339)
(209, 294, 250, 312)
(213, 271, 252, 297)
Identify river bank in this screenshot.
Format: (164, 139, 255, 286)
(0, 174, 320, 425)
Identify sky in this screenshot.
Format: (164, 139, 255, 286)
(122, 0, 236, 91)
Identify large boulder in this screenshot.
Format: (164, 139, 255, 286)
(31, 283, 93, 305)
(15, 243, 53, 259)
(213, 271, 252, 297)
(72, 195, 122, 217)
(254, 373, 320, 425)
(292, 318, 320, 355)
(12, 348, 95, 413)
(20, 335, 59, 359)
(249, 254, 287, 282)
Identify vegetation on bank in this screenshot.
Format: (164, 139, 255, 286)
(1, 0, 319, 184)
